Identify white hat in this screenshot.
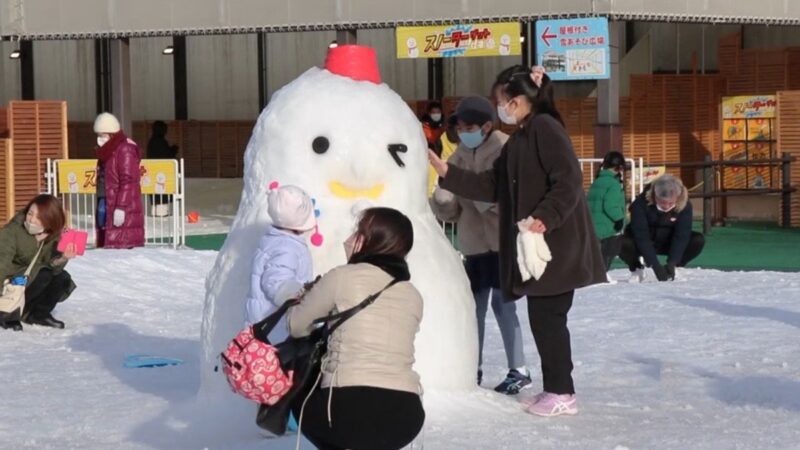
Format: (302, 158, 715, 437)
(267, 185, 316, 231)
(94, 112, 121, 134)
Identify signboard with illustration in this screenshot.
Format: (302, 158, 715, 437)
(56, 159, 178, 195)
(721, 95, 777, 189)
(535, 17, 610, 80)
(396, 22, 521, 59)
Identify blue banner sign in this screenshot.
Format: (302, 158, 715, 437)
(535, 18, 610, 80)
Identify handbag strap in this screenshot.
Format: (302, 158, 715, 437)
(23, 242, 45, 278)
(316, 278, 399, 337)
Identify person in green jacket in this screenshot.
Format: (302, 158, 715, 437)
(0, 194, 77, 331)
(587, 152, 627, 270)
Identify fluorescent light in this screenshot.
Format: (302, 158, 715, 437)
(162, 45, 174, 55)
(329, 40, 338, 48)
(9, 49, 21, 59)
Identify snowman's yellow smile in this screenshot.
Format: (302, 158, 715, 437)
(329, 181, 384, 199)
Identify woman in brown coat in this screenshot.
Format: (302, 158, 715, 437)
(429, 66, 605, 417)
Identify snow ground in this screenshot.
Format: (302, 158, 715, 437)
(1, 249, 799, 449)
(183, 178, 241, 236)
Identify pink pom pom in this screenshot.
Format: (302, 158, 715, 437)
(310, 230, 324, 247)
(268, 181, 279, 191)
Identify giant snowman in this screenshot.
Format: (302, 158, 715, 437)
(200, 46, 478, 405)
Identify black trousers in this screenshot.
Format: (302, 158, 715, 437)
(24, 268, 73, 320)
(294, 386, 425, 450)
(599, 236, 622, 270)
(618, 232, 705, 270)
(527, 291, 575, 395)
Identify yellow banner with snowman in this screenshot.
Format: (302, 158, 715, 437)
(56, 159, 178, 195)
(396, 22, 521, 59)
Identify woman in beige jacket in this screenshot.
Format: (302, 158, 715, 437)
(287, 207, 424, 450)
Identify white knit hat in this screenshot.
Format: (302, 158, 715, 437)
(267, 185, 316, 232)
(94, 112, 121, 134)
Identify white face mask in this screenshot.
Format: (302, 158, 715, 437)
(656, 203, 676, 213)
(24, 221, 45, 235)
(497, 104, 516, 125)
(97, 135, 110, 147)
(429, 113, 442, 123)
(343, 233, 361, 260)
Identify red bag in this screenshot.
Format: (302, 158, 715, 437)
(220, 326, 294, 405)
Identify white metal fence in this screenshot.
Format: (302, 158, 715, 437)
(46, 158, 186, 249)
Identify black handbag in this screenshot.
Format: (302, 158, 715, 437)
(254, 278, 399, 435)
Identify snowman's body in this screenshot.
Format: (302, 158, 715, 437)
(200, 65, 478, 405)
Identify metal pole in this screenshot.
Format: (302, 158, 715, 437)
(782, 153, 792, 228)
(703, 154, 713, 234)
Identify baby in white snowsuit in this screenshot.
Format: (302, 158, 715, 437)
(244, 185, 315, 343)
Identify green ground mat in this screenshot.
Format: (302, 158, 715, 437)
(185, 221, 800, 272)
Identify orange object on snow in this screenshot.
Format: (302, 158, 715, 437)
(187, 211, 200, 223)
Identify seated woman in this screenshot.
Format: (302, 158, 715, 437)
(619, 174, 705, 282)
(0, 194, 77, 331)
(287, 207, 425, 450)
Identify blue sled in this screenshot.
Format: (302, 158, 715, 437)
(124, 354, 184, 368)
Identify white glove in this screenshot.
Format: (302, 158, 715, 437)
(113, 209, 125, 227)
(432, 187, 456, 205)
(516, 217, 552, 282)
(274, 280, 304, 306)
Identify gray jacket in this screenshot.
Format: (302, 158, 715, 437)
(430, 130, 508, 256)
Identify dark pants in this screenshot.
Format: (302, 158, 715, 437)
(619, 232, 705, 270)
(599, 236, 622, 270)
(24, 268, 73, 320)
(527, 291, 575, 395)
(294, 386, 425, 450)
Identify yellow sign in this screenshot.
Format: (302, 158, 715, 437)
(722, 95, 777, 119)
(396, 22, 521, 59)
(56, 159, 178, 195)
(641, 166, 667, 185)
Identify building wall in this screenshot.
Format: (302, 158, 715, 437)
(187, 34, 259, 120)
(32, 39, 95, 121)
(0, 40, 21, 105)
(130, 37, 174, 121)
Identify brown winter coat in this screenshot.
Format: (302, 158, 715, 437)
(440, 113, 606, 298)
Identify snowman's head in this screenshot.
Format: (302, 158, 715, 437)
(407, 37, 417, 49)
(246, 46, 428, 219)
(500, 34, 511, 45)
(67, 172, 77, 183)
(156, 172, 167, 183)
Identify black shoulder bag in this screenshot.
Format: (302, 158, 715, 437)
(253, 278, 399, 435)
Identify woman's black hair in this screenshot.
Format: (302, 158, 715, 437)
(426, 101, 442, 112)
(602, 151, 627, 171)
(495, 65, 564, 126)
(350, 207, 414, 261)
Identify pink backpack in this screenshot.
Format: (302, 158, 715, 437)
(220, 301, 298, 405)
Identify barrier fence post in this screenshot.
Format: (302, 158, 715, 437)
(703, 155, 712, 235)
(782, 153, 792, 229)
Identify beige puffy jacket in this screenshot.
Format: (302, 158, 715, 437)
(430, 130, 508, 256)
(287, 262, 423, 394)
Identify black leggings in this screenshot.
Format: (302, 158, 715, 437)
(24, 268, 73, 320)
(527, 290, 575, 395)
(294, 386, 425, 450)
(599, 236, 622, 270)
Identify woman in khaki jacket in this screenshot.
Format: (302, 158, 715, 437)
(287, 207, 424, 450)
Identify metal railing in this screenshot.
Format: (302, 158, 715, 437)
(663, 154, 796, 233)
(46, 158, 187, 249)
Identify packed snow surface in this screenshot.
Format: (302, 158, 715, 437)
(1, 248, 799, 449)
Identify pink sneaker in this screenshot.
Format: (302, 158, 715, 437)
(526, 393, 578, 417)
(520, 391, 548, 408)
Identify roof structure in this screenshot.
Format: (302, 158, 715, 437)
(2, 0, 799, 40)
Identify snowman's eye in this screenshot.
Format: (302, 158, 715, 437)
(312, 137, 330, 154)
(388, 144, 407, 168)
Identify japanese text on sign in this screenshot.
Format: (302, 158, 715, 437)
(535, 17, 610, 81)
(396, 22, 521, 59)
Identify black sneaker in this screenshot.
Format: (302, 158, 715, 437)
(493, 369, 532, 395)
